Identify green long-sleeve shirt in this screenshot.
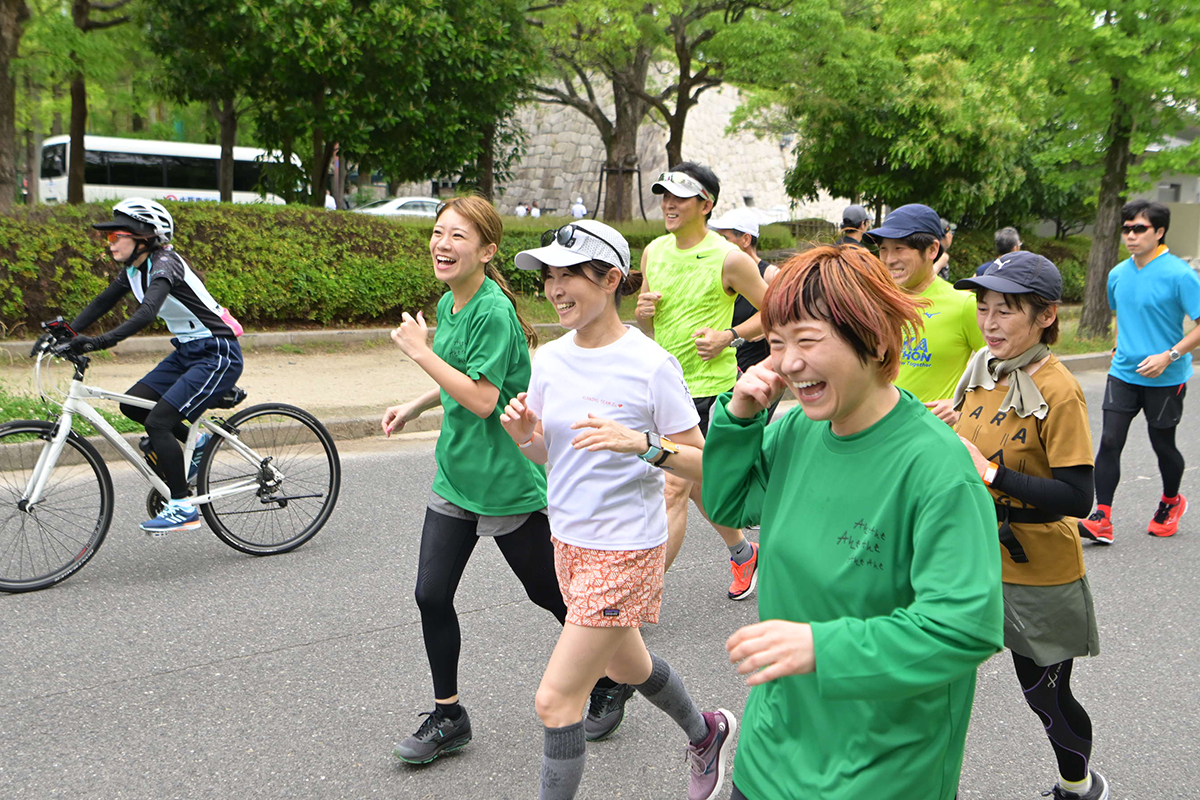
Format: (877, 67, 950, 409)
(703, 390, 1003, 800)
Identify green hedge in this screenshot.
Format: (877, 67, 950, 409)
(0, 204, 796, 335)
(942, 231, 1092, 303)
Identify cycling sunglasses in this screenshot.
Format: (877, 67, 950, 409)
(1121, 223, 1153, 235)
(541, 224, 627, 271)
(653, 171, 715, 204)
(105, 232, 136, 243)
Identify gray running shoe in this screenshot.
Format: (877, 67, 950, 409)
(1043, 770, 1109, 800)
(686, 708, 737, 800)
(584, 682, 636, 741)
(392, 706, 472, 765)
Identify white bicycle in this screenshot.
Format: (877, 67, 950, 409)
(0, 329, 341, 592)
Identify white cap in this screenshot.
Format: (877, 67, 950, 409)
(708, 207, 760, 238)
(514, 220, 631, 276)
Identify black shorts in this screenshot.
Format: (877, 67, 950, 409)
(692, 395, 720, 436)
(1102, 374, 1187, 429)
(138, 337, 244, 422)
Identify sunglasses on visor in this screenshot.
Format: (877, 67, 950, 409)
(541, 224, 626, 271)
(654, 171, 715, 204)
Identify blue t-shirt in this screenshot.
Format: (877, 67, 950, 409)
(1107, 248, 1200, 387)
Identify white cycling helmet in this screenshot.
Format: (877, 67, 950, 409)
(93, 198, 174, 245)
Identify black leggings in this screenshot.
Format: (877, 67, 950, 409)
(415, 508, 566, 700)
(1095, 409, 1185, 505)
(120, 383, 192, 500)
(1012, 652, 1092, 782)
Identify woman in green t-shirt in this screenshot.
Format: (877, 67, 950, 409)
(380, 196, 566, 765)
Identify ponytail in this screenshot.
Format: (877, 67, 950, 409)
(485, 261, 539, 348)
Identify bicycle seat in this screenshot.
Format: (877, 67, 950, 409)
(213, 386, 248, 409)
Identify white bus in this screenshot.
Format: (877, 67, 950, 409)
(38, 135, 293, 204)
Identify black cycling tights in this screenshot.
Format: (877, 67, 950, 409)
(1095, 410, 1184, 505)
(1012, 652, 1093, 783)
(120, 383, 191, 500)
(415, 509, 566, 700)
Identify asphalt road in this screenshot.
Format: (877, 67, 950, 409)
(3, 369, 1197, 800)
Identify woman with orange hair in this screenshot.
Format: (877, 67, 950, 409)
(702, 245, 1005, 800)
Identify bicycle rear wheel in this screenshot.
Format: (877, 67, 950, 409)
(197, 403, 340, 555)
(0, 420, 114, 593)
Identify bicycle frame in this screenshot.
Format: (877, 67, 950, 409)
(22, 359, 276, 510)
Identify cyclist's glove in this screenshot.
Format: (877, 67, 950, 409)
(67, 333, 115, 354)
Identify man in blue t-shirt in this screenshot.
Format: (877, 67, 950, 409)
(1080, 200, 1200, 543)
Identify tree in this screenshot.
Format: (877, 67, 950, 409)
(0, 0, 30, 210)
(142, 0, 262, 202)
(530, 0, 784, 220)
(720, 0, 1031, 222)
(66, 0, 134, 203)
(971, 1, 1200, 337)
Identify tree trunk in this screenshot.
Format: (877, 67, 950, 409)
(0, 0, 29, 212)
(476, 121, 496, 202)
(603, 78, 648, 221)
(1079, 100, 1134, 339)
(665, 111, 686, 169)
(67, 70, 87, 204)
(213, 96, 237, 202)
(22, 72, 38, 205)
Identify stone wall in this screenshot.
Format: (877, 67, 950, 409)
(496, 83, 847, 224)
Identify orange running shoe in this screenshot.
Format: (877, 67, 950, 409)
(728, 541, 759, 601)
(1148, 495, 1188, 537)
(1078, 509, 1113, 545)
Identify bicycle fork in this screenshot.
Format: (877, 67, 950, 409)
(19, 413, 76, 510)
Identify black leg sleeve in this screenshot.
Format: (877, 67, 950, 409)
(145, 399, 189, 500)
(1012, 652, 1093, 782)
(494, 513, 568, 626)
(120, 383, 191, 442)
(1094, 410, 1134, 507)
(1147, 424, 1185, 498)
(415, 509, 480, 700)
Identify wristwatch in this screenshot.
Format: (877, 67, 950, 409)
(638, 431, 680, 466)
(1169, 349, 1182, 362)
(726, 328, 746, 348)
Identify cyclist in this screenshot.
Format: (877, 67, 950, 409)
(61, 198, 244, 534)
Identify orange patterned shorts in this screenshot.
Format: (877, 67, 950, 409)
(552, 537, 666, 628)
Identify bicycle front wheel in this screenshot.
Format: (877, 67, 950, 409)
(0, 420, 114, 593)
(198, 403, 340, 555)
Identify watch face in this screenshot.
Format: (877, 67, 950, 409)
(1170, 350, 1181, 362)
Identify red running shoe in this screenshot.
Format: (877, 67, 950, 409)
(1148, 495, 1188, 537)
(728, 541, 759, 600)
(1077, 509, 1113, 545)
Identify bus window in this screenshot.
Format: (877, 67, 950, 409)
(233, 160, 263, 193)
(107, 151, 167, 188)
(40, 143, 66, 179)
(164, 156, 218, 190)
(84, 151, 107, 184)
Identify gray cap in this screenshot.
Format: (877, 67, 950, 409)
(842, 204, 870, 228)
(514, 220, 631, 276)
(954, 251, 1063, 303)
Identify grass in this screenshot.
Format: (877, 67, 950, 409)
(0, 386, 142, 434)
(1052, 305, 1114, 356)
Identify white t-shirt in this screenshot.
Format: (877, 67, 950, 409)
(570, 203, 587, 219)
(527, 326, 700, 550)
(515, 205, 528, 217)
(530, 206, 541, 218)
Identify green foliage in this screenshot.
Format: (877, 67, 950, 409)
(0, 385, 140, 433)
(0, 203, 444, 333)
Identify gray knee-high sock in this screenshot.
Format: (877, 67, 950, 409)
(633, 652, 709, 744)
(539, 720, 586, 800)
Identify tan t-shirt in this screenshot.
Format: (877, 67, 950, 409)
(954, 354, 1093, 586)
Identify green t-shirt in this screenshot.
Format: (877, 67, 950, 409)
(896, 278, 985, 402)
(643, 230, 740, 397)
(430, 278, 546, 515)
(702, 391, 1003, 800)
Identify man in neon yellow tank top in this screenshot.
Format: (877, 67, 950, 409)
(867, 204, 985, 422)
(635, 162, 770, 601)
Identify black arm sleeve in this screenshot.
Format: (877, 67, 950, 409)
(70, 277, 130, 332)
(98, 278, 172, 344)
(991, 464, 1094, 518)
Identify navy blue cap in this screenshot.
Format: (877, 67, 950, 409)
(866, 203, 943, 241)
(954, 250, 1063, 302)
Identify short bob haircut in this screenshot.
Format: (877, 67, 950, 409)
(973, 289, 1061, 346)
(762, 245, 924, 382)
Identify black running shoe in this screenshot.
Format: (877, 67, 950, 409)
(584, 682, 635, 741)
(392, 706, 472, 764)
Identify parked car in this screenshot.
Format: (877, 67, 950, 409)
(352, 196, 441, 217)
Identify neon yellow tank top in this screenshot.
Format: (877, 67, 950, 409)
(643, 230, 740, 397)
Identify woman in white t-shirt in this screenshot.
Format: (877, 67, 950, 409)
(501, 220, 738, 800)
